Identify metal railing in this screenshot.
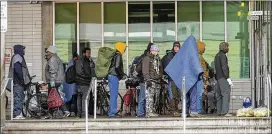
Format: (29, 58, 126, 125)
(0, 78, 13, 121)
(85, 77, 97, 134)
(181, 76, 186, 133)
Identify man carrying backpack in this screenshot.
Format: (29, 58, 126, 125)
(136, 42, 154, 117)
(108, 42, 126, 118)
(161, 41, 181, 117)
(142, 44, 163, 117)
(75, 48, 95, 118)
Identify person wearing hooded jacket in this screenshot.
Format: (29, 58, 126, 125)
(45, 46, 70, 118)
(108, 42, 126, 118)
(161, 41, 181, 117)
(7, 45, 31, 119)
(137, 42, 154, 117)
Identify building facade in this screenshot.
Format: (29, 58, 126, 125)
(2, 0, 272, 112)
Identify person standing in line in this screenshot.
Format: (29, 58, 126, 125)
(142, 44, 163, 117)
(75, 48, 95, 118)
(45, 46, 70, 118)
(107, 42, 127, 118)
(161, 41, 181, 117)
(7, 45, 31, 119)
(214, 42, 233, 117)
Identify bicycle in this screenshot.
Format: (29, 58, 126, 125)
(96, 78, 124, 116)
(156, 79, 171, 115)
(22, 75, 49, 119)
(123, 78, 140, 116)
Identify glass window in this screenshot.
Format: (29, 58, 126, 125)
(178, 2, 200, 42)
(202, 2, 224, 71)
(227, 2, 250, 78)
(104, 2, 127, 72)
(128, 2, 150, 64)
(79, 3, 102, 60)
(55, 3, 77, 63)
(153, 2, 175, 58)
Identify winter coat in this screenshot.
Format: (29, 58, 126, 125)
(45, 54, 65, 84)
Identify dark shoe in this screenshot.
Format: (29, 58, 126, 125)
(70, 112, 76, 117)
(137, 114, 145, 118)
(63, 111, 70, 118)
(109, 113, 122, 118)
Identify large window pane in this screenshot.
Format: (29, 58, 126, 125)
(80, 3, 101, 59)
(202, 2, 224, 71)
(227, 2, 250, 78)
(128, 2, 150, 64)
(104, 2, 126, 71)
(178, 2, 200, 42)
(153, 2, 175, 58)
(55, 3, 77, 63)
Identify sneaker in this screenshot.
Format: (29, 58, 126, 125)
(190, 113, 201, 117)
(137, 114, 145, 118)
(223, 113, 232, 117)
(63, 111, 70, 118)
(173, 111, 181, 117)
(14, 115, 25, 120)
(147, 113, 159, 117)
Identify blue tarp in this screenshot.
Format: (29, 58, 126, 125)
(165, 35, 203, 93)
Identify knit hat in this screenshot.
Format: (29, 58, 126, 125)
(173, 41, 180, 47)
(150, 45, 160, 52)
(46, 46, 57, 54)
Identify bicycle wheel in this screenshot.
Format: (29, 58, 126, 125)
(26, 93, 48, 119)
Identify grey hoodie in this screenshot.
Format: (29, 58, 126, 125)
(45, 54, 65, 84)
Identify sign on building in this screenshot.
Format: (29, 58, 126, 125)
(1, 1, 7, 32)
(5, 48, 12, 64)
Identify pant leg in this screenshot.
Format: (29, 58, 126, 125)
(196, 80, 204, 113)
(146, 82, 156, 115)
(189, 84, 197, 113)
(154, 83, 160, 113)
(171, 81, 181, 112)
(168, 82, 173, 101)
(218, 78, 231, 114)
(71, 94, 77, 113)
(215, 81, 222, 115)
(81, 85, 90, 116)
(137, 83, 146, 116)
(108, 75, 119, 117)
(207, 92, 215, 113)
(88, 90, 94, 115)
(77, 85, 83, 116)
(13, 85, 25, 117)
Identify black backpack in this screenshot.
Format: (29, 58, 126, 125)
(65, 64, 76, 84)
(135, 54, 145, 76)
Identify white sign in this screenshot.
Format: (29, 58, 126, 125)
(1, 1, 7, 32)
(247, 16, 259, 21)
(250, 11, 263, 16)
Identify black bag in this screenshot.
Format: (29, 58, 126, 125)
(65, 64, 76, 84)
(135, 55, 144, 76)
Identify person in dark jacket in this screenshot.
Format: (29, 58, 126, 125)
(8, 45, 31, 119)
(137, 42, 154, 117)
(214, 42, 233, 117)
(75, 48, 95, 118)
(108, 42, 126, 118)
(142, 44, 163, 117)
(161, 41, 181, 117)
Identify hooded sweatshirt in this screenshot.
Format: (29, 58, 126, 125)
(197, 41, 209, 79)
(9, 45, 30, 85)
(161, 41, 180, 76)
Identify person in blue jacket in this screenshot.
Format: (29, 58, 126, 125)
(63, 52, 78, 117)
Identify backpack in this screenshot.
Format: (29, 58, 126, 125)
(48, 87, 64, 109)
(95, 47, 116, 79)
(65, 64, 76, 84)
(135, 55, 145, 76)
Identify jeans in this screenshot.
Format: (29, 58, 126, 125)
(13, 84, 25, 117)
(137, 83, 146, 116)
(108, 75, 119, 117)
(196, 79, 204, 113)
(186, 83, 197, 114)
(168, 82, 173, 101)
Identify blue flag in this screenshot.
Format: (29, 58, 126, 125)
(165, 36, 203, 93)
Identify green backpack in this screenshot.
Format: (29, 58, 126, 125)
(95, 47, 116, 79)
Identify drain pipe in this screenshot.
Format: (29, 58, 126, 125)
(182, 76, 186, 133)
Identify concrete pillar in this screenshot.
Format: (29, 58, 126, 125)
(42, 2, 53, 80)
(0, 32, 6, 131)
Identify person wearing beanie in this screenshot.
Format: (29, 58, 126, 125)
(161, 41, 181, 117)
(45, 46, 70, 118)
(142, 44, 163, 117)
(107, 42, 126, 118)
(214, 42, 233, 117)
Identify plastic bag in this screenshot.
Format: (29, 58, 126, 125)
(253, 107, 271, 117)
(236, 107, 254, 117)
